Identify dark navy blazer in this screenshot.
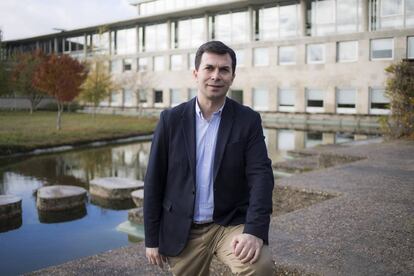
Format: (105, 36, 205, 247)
(144, 97, 274, 256)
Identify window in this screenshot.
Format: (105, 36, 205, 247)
(253, 48, 269, 66)
(256, 4, 299, 40)
(311, 0, 360, 35)
(138, 57, 148, 72)
(408, 37, 414, 59)
(189, 53, 196, 70)
(111, 59, 122, 73)
(336, 88, 356, 113)
(253, 88, 268, 111)
(212, 11, 249, 44)
(170, 89, 181, 106)
(123, 59, 132, 71)
(235, 49, 245, 67)
(92, 32, 110, 54)
(306, 89, 324, 112)
(371, 0, 414, 30)
(138, 89, 147, 103)
(170, 54, 182, 71)
(154, 90, 163, 104)
(111, 91, 121, 106)
(279, 46, 296, 65)
(188, 88, 197, 100)
(305, 132, 323, 148)
(154, 56, 165, 71)
(116, 28, 137, 55)
(123, 89, 134, 107)
(141, 23, 168, 52)
(173, 17, 205, 49)
(307, 44, 325, 64)
(278, 88, 295, 112)
(337, 41, 358, 62)
(370, 88, 390, 114)
(371, 38, 393, 60)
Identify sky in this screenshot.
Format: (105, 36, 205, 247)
(0, 0, 138, 41)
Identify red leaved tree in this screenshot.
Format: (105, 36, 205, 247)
(33, 54, 87, 130)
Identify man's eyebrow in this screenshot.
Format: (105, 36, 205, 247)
(203, 64, 231, 69)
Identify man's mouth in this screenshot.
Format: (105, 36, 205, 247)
(207, 84, 224, 88)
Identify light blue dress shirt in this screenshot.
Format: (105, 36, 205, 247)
(193, 98, 224, 223)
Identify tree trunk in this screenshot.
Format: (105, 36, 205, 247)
(56, 103, 62, 130)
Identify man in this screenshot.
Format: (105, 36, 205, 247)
(144, 41, 274, 275)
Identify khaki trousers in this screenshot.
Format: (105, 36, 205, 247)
(167, 224, 274, 276)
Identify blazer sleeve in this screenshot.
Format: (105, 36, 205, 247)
(242, 112, 274, 244)
(144, 110, 169, 248)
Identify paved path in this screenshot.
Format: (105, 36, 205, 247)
(27, 139, 414, 276)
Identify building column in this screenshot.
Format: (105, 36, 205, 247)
(299, 0, 308, 37)
(54, 38, 58, 53)
(204, 14, 210, 41)
(361, 0, 369, 32)
(248, 6, 255, 42)
(83, 34, 87, 58)
(295, 87, 306, 112)
(167, 20, 172, 49)
(325, 86, 336, 113)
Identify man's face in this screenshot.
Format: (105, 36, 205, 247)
(193, 52, 235, 102)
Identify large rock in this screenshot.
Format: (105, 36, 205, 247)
(128, 207, 144, 224)
(89, 177, 144, 200)
(36, 185, 87, 211)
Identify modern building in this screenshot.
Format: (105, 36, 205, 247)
(1, 0, 414, 120)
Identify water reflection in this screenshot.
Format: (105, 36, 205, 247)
(90, 196, 136, 210)
(38, 206, 87, 224)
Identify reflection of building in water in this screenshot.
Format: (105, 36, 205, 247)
(3, 0, 412, 120)
(265, 128, 370, 162)
(110, 142, 150, 180)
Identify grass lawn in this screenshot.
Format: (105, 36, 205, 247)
(0, 111, 158, 155)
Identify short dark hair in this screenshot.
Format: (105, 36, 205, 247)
(195, 41, 237, 75)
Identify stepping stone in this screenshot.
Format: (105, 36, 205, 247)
(90, 177, 144, 200)
(0, 195, 23, 232)
(0, 195, 22, 220)
(128, 207, 144, 224)
(36, 185, 87, 211)
(131, 189, 144, 207)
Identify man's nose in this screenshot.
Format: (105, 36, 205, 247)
(210, 68, 221, 80)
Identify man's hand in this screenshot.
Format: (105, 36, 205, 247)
(146, 247, 167, 269)
(231, 233, 264, 264)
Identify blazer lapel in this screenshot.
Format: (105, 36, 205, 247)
(181, 98, 197, 184)
(213, 98, 234, 182)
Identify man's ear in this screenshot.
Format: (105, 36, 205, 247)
(193, 69, 198, 81)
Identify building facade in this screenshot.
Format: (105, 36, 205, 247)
(2, 0, 414, 118)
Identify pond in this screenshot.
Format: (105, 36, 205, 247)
(0, 128, 378, 275)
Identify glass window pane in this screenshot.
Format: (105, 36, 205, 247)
(154, 90, 163, 103)
(338, 41, 358, 62)
(307, 44, 325, 63)
(116, 28, 136, 55)
(337, 88, 356, 112)
(215, 14, 232, 43)
(370, 88, 390, 113)
(124, 89, 134, 107)
(123, 58, 132, 71)
(111, 59, 122, 73)
(259, 6, 279, 40)
(154, 56, 164, 71)
(138, 57, 148, 72)
(371, 38, 393, 59)
(408, 37, 414, 58)
(313, 0, 335, 35)
(145, 23, 168, 52)
(337, 0, 358, 33)
(279, 88, 295, 106)
(306, 88, 324, 108)
(253, 88, 269, 110)
(254, 48, 269, 66)
(381, 0, 403, 16)
(171, 89, 181, 106)
(278, 130, 295, 150)
(235, 49, 245, 67)
(280, 5, 298, 37)
(170, 54, 182, 71)
(231, 11, 249, 43)
(279, 46, 296, 65)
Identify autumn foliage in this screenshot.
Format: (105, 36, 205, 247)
(33, 54, 87, 129)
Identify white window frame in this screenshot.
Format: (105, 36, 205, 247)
(170, 54, 182, 71)
(337, 41, 359, 63)
(278, 46, 296, 65)
(153, 56, 165, 72)
(253, 47, 269, 67)
(371, 38, 394, 61)
(252, 88, 269, 111)
(305, 88, 325, 113)
(369, 87, 390, 115)
(336, 88, 357, 114)
(278, 88, 296, 112)
(307, 43, 326, 64)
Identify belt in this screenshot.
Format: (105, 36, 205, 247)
(191, 221, 214, 229)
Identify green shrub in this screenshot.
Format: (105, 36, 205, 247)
(381, 60, 414, 139)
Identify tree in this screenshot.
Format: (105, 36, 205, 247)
(33, 54, 87, 130)
(78, 56, 116, 116)
(10, 51, 46, 113)
(118, 71, 153, 114)
(382, 60, 414, 139)
(0, 60, 10, 97)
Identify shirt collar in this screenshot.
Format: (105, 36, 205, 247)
(195, 97, 226, 121)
